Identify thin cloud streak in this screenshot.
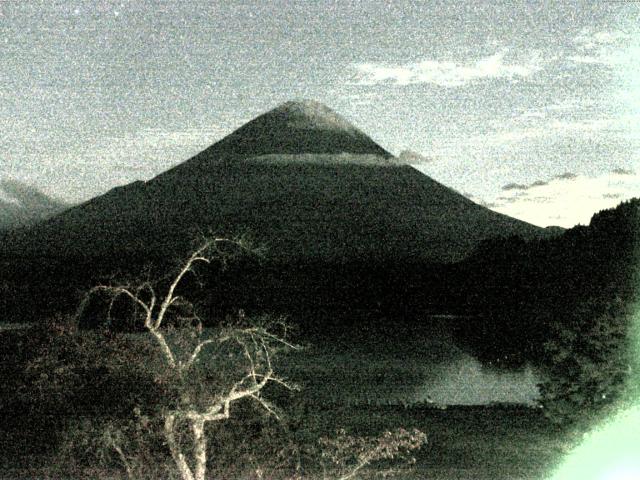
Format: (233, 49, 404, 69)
(399, 150, 434, 164)
(352, 51, 543, 87)
(569, 28, 633, 66)
(502, 183, 529, 191)
(478, 119, 619, 147)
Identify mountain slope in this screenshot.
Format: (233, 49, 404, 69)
(2, 101, 551, 263)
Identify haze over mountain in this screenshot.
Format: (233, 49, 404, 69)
(0, 179, 69, 231)
(2, 101, 557, 263)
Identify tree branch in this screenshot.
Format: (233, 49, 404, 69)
(182, 339, 215, 371)
(105, 430, 135, 480)
(149, 328, 177, 368)
(79, 285, 152, 322)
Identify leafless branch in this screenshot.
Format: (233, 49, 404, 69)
(104, 429, 135, 480)
(249, 393, 280, 420)
(183, 339, 215, 370)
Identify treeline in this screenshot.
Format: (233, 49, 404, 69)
(2, 201, 637, 352)
(454, 199, 639, 422)
(1, 246, 456, 336)
(455, 199, 638, 363)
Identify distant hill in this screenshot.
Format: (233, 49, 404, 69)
(0, 179, 69, 231)
(1, 100, 556, 264)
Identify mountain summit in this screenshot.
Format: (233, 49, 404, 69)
(201, 99, 392, 158)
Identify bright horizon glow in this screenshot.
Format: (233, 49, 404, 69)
(489, 171, 640, 228)
(412, 165, 639, 228)
(547, 404, 640, 480)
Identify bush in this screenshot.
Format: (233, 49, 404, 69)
(538, 297, 631, 426)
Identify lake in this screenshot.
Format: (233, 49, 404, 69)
(1, 317, 542, 407)
(279, 315, 542, 407)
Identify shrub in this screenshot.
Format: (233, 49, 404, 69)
(538, 297, 631, 426)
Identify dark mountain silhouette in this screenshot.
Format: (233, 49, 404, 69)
(2, 100, 556, 264)
(0, 179, 70, 230)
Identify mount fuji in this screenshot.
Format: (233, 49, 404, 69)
(2, 100, 553, 264)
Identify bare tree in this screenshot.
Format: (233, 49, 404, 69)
(77, 236, 297, 480)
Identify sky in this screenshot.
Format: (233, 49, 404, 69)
(1, 0, 639, 228)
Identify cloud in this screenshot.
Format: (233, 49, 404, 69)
(554, 172, 578, 180)
(502, 183, 528, 191)
(530, 180, 548, 187)
(496, 196, 520, 204)
(398, 150, 434, 164)
(499, 176, 565, 193)
(475, 118, 616, 148)
(573, 29, 630, 50)
(352, 51, 542, 87)
(603, 193, 622, 199)
(612, 167, 634, 175)
(569, 29, 632, 66)
(488, 170, 640, 227)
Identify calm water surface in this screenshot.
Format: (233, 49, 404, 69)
(281, 316, 541, 407)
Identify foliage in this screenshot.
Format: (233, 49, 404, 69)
(538, 297, 632, 426)
(23, 315, 165, 418)
(57, 413, 174, 479)
(318, 428, 427, 480)
(535, 199, 639, 425)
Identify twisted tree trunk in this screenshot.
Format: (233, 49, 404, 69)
(77, 238, 294, 480)
(192, 417, 207, 480)
(164, 414, 195, 480)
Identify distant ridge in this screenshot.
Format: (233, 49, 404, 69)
(0, 179, 69, 230)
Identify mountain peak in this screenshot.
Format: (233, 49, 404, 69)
(270, 99, 360, 133)
(209, 99, 392, 158)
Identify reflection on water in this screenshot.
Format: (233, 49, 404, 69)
(1, 319, 542, 406)
(411, 354, 540, 406)
(282, 317, 542, 407)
